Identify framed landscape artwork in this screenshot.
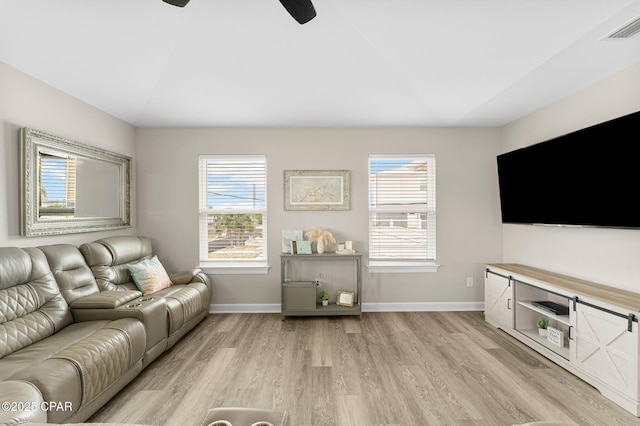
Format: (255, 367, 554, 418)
(284, 170, 350, 211)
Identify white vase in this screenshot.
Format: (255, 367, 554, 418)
(316, 239, 325, 254)
(538, 328, 548, 337)
(322, 300, 329, 306)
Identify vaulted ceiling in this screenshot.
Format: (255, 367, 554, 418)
(1, 0, 640, 127)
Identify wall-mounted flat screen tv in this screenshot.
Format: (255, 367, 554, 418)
(497, 110, 640, 229)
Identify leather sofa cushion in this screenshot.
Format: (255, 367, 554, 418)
(0, 320, 141, 381)
(153, 283, 209, 335)
(0, 247, 73, 358)
(70, 291, 141, 309)
(39, 244, 101, 305)
(2, 318, 145, 422)
(98, 236, 153, 265)
(79, 238, 154, 292)
(0, 380, 47, 424)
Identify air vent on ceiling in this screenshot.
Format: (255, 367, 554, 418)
(604, 15, 640, 39)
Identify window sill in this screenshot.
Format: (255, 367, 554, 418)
(199, 262, 271, 275)
(367, 261, 440, 273)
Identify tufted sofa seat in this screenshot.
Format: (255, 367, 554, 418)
(0, 247, 145, 424)
(79, 236, 211, 348)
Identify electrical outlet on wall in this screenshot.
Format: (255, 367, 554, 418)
(466, 277, 474, 287)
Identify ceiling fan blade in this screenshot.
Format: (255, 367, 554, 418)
(279, 0, 316, 24)
(163, 0, 190, 7)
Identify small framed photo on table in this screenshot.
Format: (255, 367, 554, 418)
(336, 291, 355, 307)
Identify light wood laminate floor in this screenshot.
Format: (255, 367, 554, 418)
(90, 312, 640, 426)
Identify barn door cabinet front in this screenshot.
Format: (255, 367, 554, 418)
(570, 299, 640, 414)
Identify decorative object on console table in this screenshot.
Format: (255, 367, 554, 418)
(547, 326, 564, 347)
(282, 230, 303, 253)
(305, 228, 336, 254)
(296, 240, 312, 254)
(284, 169, 350, 211)
(537, 317, 549, 336)
(320, 291, 329, 306)
(337, 240, 355, 254)
(336, 291, 355, 307)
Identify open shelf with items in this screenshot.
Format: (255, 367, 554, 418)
(514, 280, 571, 360)
(485, 263, 640, 416)
(280, 253, 362, 319)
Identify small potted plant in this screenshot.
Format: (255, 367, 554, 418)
(537, 317, 549, 336)
(320, 291, 330, 306)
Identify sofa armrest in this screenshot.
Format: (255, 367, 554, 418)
(69, 290, 142, 309)
(169, 268, 210, 286)
(0, 380, 47, 425)
(169, 269, 211, 312)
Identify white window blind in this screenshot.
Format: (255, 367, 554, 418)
(198, 155, 267, 266)
(39, 153, 76, 217)
(368, 154, 436, 262)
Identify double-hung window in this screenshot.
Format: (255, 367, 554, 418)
(368, 154, 438, 272)
(198, 155, 268, 273)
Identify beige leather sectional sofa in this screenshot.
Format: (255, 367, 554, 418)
(0, 236, 211, 425)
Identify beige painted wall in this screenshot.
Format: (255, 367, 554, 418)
(4, 56, 638, 307)
(135, 127, 503, 307)
(501, 63, 640, 292)
(0, 62, 137, 247)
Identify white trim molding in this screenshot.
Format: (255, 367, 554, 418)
(209, 301, 484, 314)
(362, 302, 484, 312)
(367, 261, 440, 273)
(210, 304, 281, 314)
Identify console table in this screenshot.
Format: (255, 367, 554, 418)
(485, 263, 640, 416)
(281, 253, 362, 319)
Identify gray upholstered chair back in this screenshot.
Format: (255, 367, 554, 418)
(0, 247, 72, 359)
(79, 236, 153, 291)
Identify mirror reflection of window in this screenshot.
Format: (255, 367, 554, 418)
(39, 153, 76, 218)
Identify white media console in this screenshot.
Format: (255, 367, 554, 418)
(485, 263, 640, 416)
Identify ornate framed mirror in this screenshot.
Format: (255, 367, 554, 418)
(20, 128, 131, 236)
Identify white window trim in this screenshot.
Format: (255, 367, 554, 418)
(198, 155, 269, 274)
(367, 261, 440, 273)
(199, 262, 271, 275)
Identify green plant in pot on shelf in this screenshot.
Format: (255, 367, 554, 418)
(537, 317, 549, 336)
(320, 291, 330, 306)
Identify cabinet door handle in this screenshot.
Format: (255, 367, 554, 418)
(568, 326, 574, 341)
(507, 298, 511, 310)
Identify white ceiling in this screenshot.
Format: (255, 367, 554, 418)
(1, 0, 640, 127)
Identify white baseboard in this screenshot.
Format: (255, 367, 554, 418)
(209, 301, 484, 314)
(210, 304, 281, 314)
(363, 302, 484, 312)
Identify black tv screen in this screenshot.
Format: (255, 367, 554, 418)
(497, 110, 640, 229)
